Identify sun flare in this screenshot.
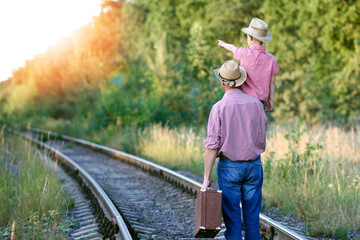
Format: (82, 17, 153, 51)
(0, 0, 101, 81)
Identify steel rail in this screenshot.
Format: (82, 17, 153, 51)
(28, 128, 308, 240)
(14, 129, 132, 240)
(29, 128, 202, 195)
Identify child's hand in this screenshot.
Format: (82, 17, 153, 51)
(265, 100, 273, 112)
(218, 40, 225, 48)
(218, 40, 237, 52)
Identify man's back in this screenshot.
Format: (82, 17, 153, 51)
(204, 88, 268, 161)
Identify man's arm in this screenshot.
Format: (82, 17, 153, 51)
(202, 148, 219, 189)
(265, 75, 276, 112)
(218, 40, 237, 53)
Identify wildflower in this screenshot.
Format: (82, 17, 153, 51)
(328, 183, 334, 188)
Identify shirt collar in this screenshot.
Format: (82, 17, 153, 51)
(250, 45, 265, 53)
(224, 88, 242, 97)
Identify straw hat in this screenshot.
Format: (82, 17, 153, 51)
(242, 18, 272, 43)
(213, 60, 247, 87)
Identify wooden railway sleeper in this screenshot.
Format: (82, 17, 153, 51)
(261, 222, 275, 240)
(73, 175, 118, 240)
(37, 158, 117, 239)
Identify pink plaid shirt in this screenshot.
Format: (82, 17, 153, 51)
(233, 45, 279, 101)
(203, 89, 268, 161)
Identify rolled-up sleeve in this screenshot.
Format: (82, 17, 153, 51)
(203, 105, 221, 149)
(233, 47, 243, 61)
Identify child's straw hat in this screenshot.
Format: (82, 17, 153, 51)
(213, 60, 247, 87)
(242, 18, 272, 43)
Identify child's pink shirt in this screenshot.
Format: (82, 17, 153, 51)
(233, 45, 279, 101)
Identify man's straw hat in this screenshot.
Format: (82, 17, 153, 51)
(213, 60, 247, 87)
(242, 18, 272, 43)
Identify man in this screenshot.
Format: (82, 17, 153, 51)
(202, 60, 268, 240)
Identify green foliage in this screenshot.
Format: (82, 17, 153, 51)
(334, 227, 350, 240)
(262, 0, 360, 124)
(120, 0, 263, 124)
(0, 0, 359, 128)
(100, 68, 158, 125)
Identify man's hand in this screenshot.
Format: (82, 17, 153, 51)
(265, 99, 273, 112)
(202, 178, 212, 189)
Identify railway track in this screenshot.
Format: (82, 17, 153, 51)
(10, 129, 131, 240)
(53, 156, 106, 239)
(17, 128, 309, 240)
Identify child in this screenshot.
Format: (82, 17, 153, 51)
(218, 17, 279, 111)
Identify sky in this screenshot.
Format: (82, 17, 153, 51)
(0, 0, 102, 82)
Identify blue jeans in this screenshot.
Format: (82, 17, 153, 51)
(217, 156, 263, 240)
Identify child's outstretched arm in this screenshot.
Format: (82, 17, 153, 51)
(265, 75, 276, 112)
(218, 40, 237, 53)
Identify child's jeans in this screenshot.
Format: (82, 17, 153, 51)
(217, 156, 263, 240)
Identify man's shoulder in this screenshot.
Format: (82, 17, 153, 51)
(210, 99, 222, 112)
(223, 90, 261, 105)
(238, 92, 263, 106)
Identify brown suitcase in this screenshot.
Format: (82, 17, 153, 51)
(194, 188, 222, 238)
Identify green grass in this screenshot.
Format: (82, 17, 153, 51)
(0, 130, 72, 239)
(262, 123, 359, 238)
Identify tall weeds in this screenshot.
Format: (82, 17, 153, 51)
(262, 123, 359, 238)
(0, 129, 70, 239)
(138, 124, 205, 172)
